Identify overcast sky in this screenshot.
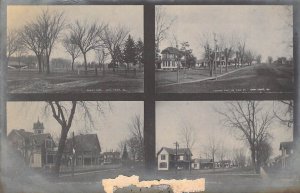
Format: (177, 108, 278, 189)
(156, 101, 292, 160)
(7, 5, 143, 63)
(7, 101, 144, 152)
(158, 5, 293, 62)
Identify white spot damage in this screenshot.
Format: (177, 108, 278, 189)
(102, 175, 205, 193)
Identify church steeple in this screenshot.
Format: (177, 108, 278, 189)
(33, 118, 44, 134)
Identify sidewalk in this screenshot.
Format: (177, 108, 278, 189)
(156, 66, 252, 88)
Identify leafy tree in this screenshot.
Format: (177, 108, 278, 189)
(135, 39, 144, 68)
(123, 35, 136, 65)
(122, 144, 129, 160)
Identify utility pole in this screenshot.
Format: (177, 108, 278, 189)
(174, 141, 179, 174)
(72, 131, 75, 177)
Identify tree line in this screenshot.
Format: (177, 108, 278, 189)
(7, 9, 144, 75)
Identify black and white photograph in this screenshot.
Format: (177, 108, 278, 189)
(155, 5, 294, 93)
(3, 101, 145, 193)
(156, 101, 298, 192)
(7, 5, 144, 93)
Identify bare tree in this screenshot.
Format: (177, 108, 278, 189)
(206, 135, 219, 170)
(200, 32, 214, 76)
(256, 54, 262, 64)
(101, 25, 129, 72)
(244, 49, 255, 66)
(273, 100, 293, 128)
(237, 37, 246, 66)
(267, 56, 273, 64)
(62, 36, 81, 71)
(20, 22, 44, 73)
(217, 141, 227, 167)
(7, 30, 19, 62)
(44, 101, 108, 176)
(95, 48, 108, 76)
(155, 6, 176, 49)
(36, 9, 65, 74)
(219, 34, 236, 72)
(217, 101, 274, 173)
(69, 20, 106, 74)
(127, 114, 144, 161)
(233, 148, 246, 168)
(178, 122, 196, 150)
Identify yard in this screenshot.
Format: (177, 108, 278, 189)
(2, 163, 299, 193)
(156, 63, 294, 93)
(7, 68, 144, 93)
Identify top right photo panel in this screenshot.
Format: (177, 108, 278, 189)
(155, 5, 293, 93)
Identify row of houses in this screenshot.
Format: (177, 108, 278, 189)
(7, 119, 123, 169)
(157, 141, 295, 171)
(156, 46, 256, 70)
(156, 147, 233, 171)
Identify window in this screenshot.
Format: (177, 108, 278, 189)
(159, 162, 167, 168)
(161, 154, 166, 160)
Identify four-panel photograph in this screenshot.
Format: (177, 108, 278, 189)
(1, 2, 298, 193)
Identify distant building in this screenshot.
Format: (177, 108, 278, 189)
(192, 158, 214, 170)
(64, 134, 102, 167)
(159, 47, 183, 70)
(7, 119, 56, 168)
(157, 147, 192, 171)
(279, 141, 294, 169)
(102, 151, 121, 165)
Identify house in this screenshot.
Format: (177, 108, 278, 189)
(102, 151, 121, 165)
(64, 133, 101, 167)
(159, 47, 183, 70)
(157, 147, 192, 171)
(279, 141, 294, 169)
(192, 158, 214, 169)
(215, 160, 232, 168)
(7, 119, 56, 168)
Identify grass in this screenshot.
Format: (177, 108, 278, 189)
(156, 63, 294, 93)
(7, 69, 144, 93)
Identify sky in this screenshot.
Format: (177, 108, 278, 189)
(7, 101, 144, 152)
(7, 5, 143, 63)
(156, 101, 293, 160)
(158, 5, 293, 62)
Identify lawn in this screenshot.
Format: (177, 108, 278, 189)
(156, 63, 294, 93)
(7, 68, 144, 93)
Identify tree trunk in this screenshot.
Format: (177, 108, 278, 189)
(37, 55, 42, 73)
(83, 52, 87, 75)
(103, 63, 105, 76)
(225, 58, 228, 72)
(71, 57, 75, 72)
(54, 127, 68, 176)
(46, 55, 50, 75)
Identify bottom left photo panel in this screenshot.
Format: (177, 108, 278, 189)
(3, 101, 144, 193)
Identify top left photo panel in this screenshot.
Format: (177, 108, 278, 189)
(7, 5, 144, 94)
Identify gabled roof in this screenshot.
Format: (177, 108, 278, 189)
(157, 147, 192, 156)
(279, 141, 294, 150)
(30, 133, 52, 146)
(65, 134, 101, 153)
(161, 47, 182, 55)
(8, 129, 33, 140)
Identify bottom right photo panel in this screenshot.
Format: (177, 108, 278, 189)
(156, 100, 296, 193)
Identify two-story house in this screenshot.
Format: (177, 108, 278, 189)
(157, 147, 192, 171)
(64, 133, 102, 167)
(7, 119, 56, 168)
(159, 47, 183, 70)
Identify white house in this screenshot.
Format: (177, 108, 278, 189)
(157, 147, 192, 171)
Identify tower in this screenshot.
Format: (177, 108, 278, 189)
(33, 118, 44, 134)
